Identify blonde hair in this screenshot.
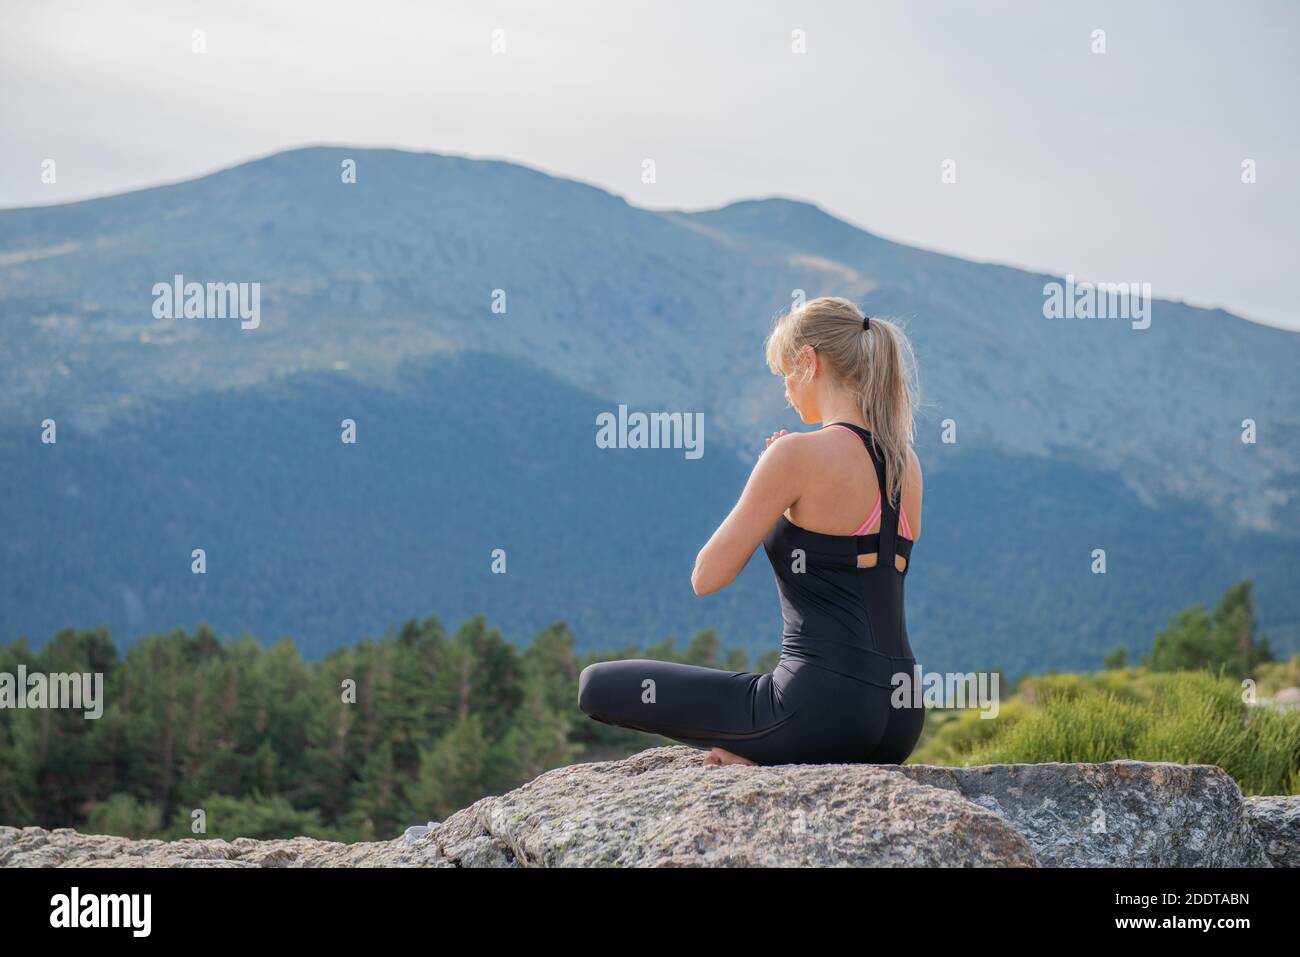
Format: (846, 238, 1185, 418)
(764, 297, 918, 504)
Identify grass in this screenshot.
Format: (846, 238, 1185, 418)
(910, 659, 1300, 796)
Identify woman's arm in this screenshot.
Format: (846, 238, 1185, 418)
(691, 433, 806, 596)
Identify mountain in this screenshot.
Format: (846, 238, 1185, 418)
(1, 146, 1297, 673)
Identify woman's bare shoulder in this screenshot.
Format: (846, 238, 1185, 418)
(907, 445, 923, 481)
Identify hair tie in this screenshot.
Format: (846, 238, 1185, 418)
(862, 315, 871, 331)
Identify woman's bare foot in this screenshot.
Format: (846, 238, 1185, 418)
(703, 746, 757, 767)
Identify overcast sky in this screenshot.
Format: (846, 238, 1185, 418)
(3, 0, 1296, 329)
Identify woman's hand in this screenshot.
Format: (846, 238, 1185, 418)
(761, 429, 789, 454)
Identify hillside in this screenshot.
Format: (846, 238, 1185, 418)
(1, 146, 1297, 664)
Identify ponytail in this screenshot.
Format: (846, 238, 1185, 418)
(764, 297, 918, 503)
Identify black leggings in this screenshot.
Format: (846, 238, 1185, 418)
(577, 654, 924, 765)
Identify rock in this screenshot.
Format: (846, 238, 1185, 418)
(1244, 795, 1300, 867)
(1270, 687, 1300, 712)
(3, 747, 1296, 867)
(0, 825, 448, 868)
(894, 760, 1272, 867)
(444, 746, 1035, 867)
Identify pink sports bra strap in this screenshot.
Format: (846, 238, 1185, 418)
(850, 495, 911, 539)
(851, 499, 881, 536)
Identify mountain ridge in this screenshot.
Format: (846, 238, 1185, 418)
(2, 146, 1296, 661)
(5, 145, 1294, 527)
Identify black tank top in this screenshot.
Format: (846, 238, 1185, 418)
(761, 422, 915, 688)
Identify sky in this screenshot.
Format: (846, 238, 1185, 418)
(2, 0, 1296, 330)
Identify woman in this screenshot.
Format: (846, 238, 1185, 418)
(578, 297, 925, 766)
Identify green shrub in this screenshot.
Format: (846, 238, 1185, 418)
(84, 793, 163, 839)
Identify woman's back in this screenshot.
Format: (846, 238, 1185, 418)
(764, 421, 919, 664)
(780, 422, 923, 562)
